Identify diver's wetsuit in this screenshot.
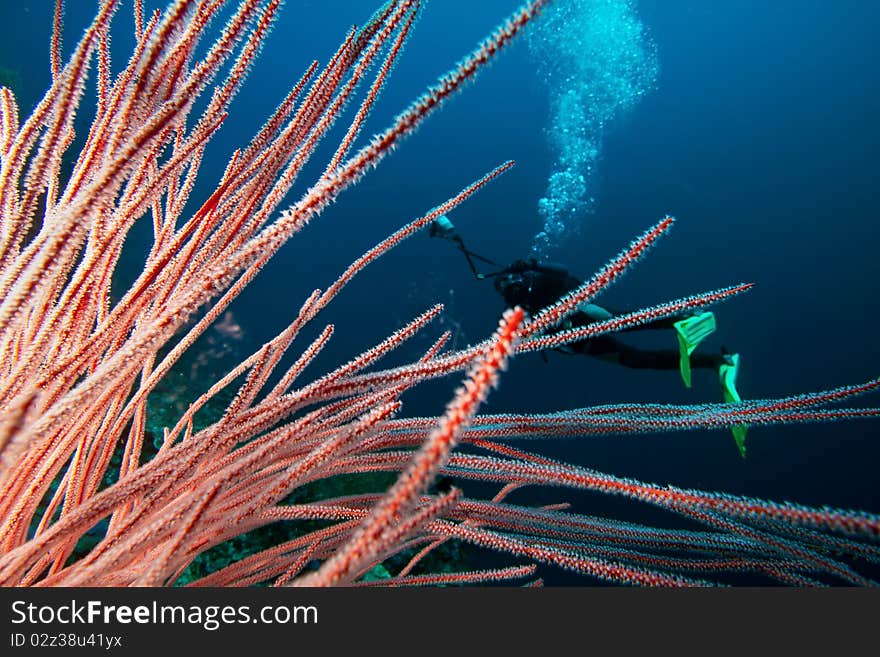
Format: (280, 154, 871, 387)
(492, 259, 724, 371)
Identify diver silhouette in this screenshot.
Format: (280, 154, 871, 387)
(429, 214, 748, 456)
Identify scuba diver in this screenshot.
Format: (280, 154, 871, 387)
(429, 214, 748, 457)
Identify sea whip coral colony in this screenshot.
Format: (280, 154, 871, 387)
(0, 0, 878, 587)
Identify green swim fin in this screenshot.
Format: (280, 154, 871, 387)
(673, 312, 717, 388)
(719, 353, 748, 458)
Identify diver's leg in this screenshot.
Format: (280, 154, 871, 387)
(587, 304, 683, 332)
(580, 336, 723, 371)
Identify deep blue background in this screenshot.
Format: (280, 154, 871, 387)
(2, 1, 878, 584)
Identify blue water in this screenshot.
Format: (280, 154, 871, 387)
(2, 1, 878, 584)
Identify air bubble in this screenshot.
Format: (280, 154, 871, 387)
(527, 0, 658, 259)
